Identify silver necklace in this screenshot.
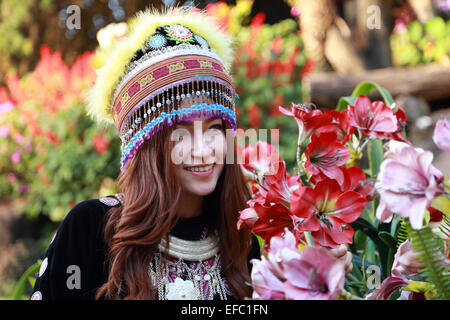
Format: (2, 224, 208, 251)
(148, 232, 228, 300)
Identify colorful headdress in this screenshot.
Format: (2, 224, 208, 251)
(86, 8, 238, 171)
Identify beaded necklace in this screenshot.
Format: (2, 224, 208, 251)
(148, 231, 230, 300)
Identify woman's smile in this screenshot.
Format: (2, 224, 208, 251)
(183, 163, 215, 176)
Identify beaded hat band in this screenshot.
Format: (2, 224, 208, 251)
(86, 8, 238, 171)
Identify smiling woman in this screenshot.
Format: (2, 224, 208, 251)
(30, 7, 261, 300)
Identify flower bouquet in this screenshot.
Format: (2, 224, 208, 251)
(238, 81, 450, 300)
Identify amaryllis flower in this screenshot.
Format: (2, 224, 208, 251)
(251, 230, 345, 300)
(283, 246, 346, 300)
(258, 160, 299, 208)
(291, 179, 366, 248)
(347, 95, 398, 140)
(365, 276, 410, 300)
(433, 119, 450, 154)
(251, 257, 286, 300)
(239, 141, 282, 177)
(279, 103, 338, 146)
(325, 109, 355, 144)
(375, 140, 445, 229)
(384, 106, 409, 143)
(310, 166, 375, 201)
(391, 240, 422, 278)
(304, 132, 350, 186)
(251, 201, 294, 250)
(237, 207, 258, 230)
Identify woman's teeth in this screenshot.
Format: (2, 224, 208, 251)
(185, 164, 214, 172)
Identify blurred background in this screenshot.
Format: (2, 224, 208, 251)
(0, 0, 449, 299)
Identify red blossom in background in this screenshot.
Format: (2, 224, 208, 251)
(248, 103, 261, 128)
(92, 132, 110, 156)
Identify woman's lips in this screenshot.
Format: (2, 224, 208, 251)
(183, 163, 215, 177)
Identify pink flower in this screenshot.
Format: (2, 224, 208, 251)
(11, 149, 22, 164)
(7, 173, 16, 184)
(250, 230, 345, 300)
(365, 276, 410, 300)
(0, 126, 9, 138)
(433, 119, 450, 154)
(251, 257, 286, 300)
(347, 95, 398, 140)
(0, 101, 13, 115)
(237, 207, 258, 230)
(239, 141, 282, 177)
(283, 246, 346, 300)
(391, 240, 422, 278)
(375, 141, 445, 229)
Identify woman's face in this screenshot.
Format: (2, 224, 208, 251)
(171, 114, 227, 197)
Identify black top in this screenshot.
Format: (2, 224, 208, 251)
(31, 195, 260, 300)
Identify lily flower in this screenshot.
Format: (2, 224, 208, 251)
(283, 246, 346, 300)
(375, 140, 444, 229)
(433, 119, 450, 154)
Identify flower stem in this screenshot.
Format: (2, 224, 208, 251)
(304, 231, 315, 246)
(338, 288, 363, 300)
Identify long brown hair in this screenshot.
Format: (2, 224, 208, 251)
(95, 116, 253, 300)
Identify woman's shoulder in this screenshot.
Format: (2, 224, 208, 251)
(63, 194, 122, 228)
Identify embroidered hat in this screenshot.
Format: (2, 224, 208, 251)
(86, 7, 238, 171)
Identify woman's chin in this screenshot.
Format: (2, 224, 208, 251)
(186, 184, 217, 197)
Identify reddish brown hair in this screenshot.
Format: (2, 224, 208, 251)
(95, 118, 253, 299)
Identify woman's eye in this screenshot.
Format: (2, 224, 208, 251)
(209, 124, 223, 131)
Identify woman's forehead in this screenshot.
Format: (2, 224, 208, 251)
(176, 116, 223, 126)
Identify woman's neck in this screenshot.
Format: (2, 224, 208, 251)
(178, 191, 203, 218)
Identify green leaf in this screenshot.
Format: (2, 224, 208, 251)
(12, 261, 42, 300)
(351, 81, 394, 107)
(407, 221, 450, 300)
(368, 139, 384, 178)
(336, 96, 357, 111)
(378, 231, 397, 250)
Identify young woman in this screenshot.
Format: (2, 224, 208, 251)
(31, 7, 352, 300)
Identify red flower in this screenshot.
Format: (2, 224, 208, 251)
(270, 94, 284, 117)
(347, 95, 398, 140)
(300, 59, 315, 78)
(279, 103, 338, 146)
(250, 12, 266, 28)
(291, 179, 366, 248)
(92, 133, 110, 156)
(45, 131, 60, 145)
(258, 161, 299, 208)
(428, 207, 443, 223)
(240, 141, 282, 177)
(271, 37, 283, 55)
(248, 103, 261, 127)
(304, 132, 350, 186)
(251, 201, 294, 251)
(383, 106, 409, 143)
(325, 109, 355, 144)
